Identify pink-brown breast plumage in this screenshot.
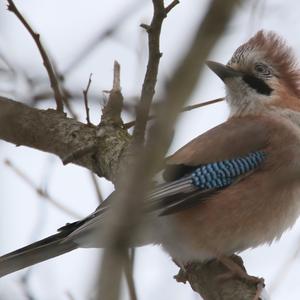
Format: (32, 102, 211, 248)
(159, 114, 300, 263)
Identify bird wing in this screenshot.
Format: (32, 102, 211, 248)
(146, 115, 271, 215)
(149, 151, 265, 216)
(61, 115, 272, 236)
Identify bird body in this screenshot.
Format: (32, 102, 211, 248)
(157, 113, 300, 263)
(2, 30, 300, 277)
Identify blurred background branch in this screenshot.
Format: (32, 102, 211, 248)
(4, 159, 82, 219)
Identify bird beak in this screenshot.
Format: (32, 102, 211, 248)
(206, 61, 242, 81)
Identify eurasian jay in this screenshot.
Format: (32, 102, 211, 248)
(1, 30, 300, 280)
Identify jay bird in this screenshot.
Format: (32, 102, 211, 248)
(1, 30, 300, 279)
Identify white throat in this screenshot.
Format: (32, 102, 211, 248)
(225, 77, 276, 117)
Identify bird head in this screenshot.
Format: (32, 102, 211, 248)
(207, 30, 300, 116)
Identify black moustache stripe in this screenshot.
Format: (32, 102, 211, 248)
(242, 75, 273, 95)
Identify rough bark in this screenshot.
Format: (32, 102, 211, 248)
(0, 96, 130, 182)
(175, 256, 261, 300)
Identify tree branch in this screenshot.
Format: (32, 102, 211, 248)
(165, 0, 180, 14)
(101, 61, 124, 126)
(133, 0, 177, 144)
(0, 96, 130, 182)
(7, 0, 64, 112)
(4, 159, 81, 219)
(89, 172, 104, 203)
(83, 73, 92, 125)
(124, 97, 225, 129)
(175, 256, 260, 300)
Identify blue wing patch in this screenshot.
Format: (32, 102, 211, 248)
(148, 150, 266, 215)
(191, 151, 265, 190)
(154, 151, 266, 216)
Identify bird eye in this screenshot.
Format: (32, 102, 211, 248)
(254, 63, 271, 76)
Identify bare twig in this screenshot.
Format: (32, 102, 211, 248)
(124, 250, 138, 300)
(133, 0, 178, 145)
(83, 73, 93, 125)
(101, 61, 124, 126)
(89, 172, 104, 203)
(181, 97, 225, 112)
(0, 51, 16, 76)
(124, 97, 225, 129)
(32, 89, 99, 103)
(165, 0, 180, 14)
(7, 0, 64, 112)
(61, 91, 78, 119)
(20, 273, 36, 300)
(17, 158, 56, 299)
(113, 61, 121, 91)
(140, 24, 151, 31)
(4, 159, 81, 219)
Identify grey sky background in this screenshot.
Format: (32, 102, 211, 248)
(1, 0, 300, 299)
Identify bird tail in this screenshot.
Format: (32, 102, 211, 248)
(0, 230, 78, 277)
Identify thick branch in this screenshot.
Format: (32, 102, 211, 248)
(0, 96, 130, 182)
(175, 256, 260, 300)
